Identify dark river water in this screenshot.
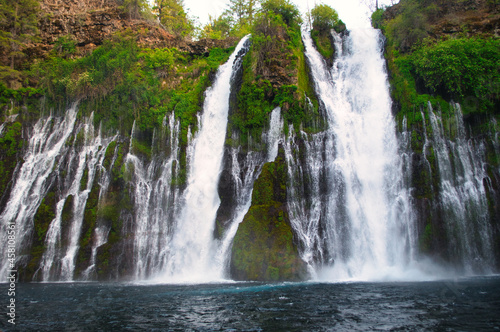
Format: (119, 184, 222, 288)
(1, 276, 500, 331)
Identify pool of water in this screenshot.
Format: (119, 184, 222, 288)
(2, 276, 500, 331)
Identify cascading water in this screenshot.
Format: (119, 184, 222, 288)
(0, 104, 79, 279)
(301, 27, 416, 280)
(158, 35, 251, 282)
(127, 113, 181, 279)
(2, 5, 497, 283)
(427, 103, 494, 272)
(284, 126, 331, 277)
(81, 133, 120, 280)
(37, 114, 114, 281)
(216, 106, 285, 275)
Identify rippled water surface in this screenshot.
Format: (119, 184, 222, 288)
(2, 276, 500, 331)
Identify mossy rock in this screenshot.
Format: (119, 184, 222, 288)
(230, 148, 307, 281)
(230, 202, 307, 281)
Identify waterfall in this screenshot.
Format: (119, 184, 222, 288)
(427, 103, 494, 272)
(284, 127, 331, 277)
(157, 35, 251, 282)
(81, 132, 120, 280)
(127, 113, 181, 279)
(0, 104, 79, 279)
(215, 106, 285, 276)
(38, 114, 113, 281)
(301, 28, 416, 280)
(266, 107, 284, 162)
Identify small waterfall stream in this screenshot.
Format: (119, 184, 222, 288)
(427, 103, 494, 272)
(38, 114, 113, 281)
(127, 113, 181, 279)
(0, 105, 79, 279)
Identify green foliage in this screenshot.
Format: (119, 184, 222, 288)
(0, 121, 22, 156)
(229, 0, 259, 27)
(231, 2, 318, 143)
(310, 4, 343, 33)
(371, 8, 385, 29)
(154, 0, 194, 38)
(381, 0, 499, 131)
(120, 0, 153, 20)
(139, 48, 175, 69)
(260, 0, 302, 27)
(384, 0, 430, 52)
(410, 37, 500, 109)
(310, 29, 333, 60)
(0, 121, 23, 205)
(32, 32, 139, 108)
(0, 0, 40, 88)
(309, 4, 344, 61)
(199, 13, 234, 40)
(53, 35, 78, 59)
(31, 29, 234, 139)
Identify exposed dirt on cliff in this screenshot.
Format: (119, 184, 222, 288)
(25, 0, 238, 62)
(384, 0, 499, 40)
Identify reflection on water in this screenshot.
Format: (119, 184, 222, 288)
(1, 276, 500, 331)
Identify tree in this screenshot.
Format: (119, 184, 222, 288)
(154, 0, 194, 38)
(0, 0, 39, 69)
(228, 0, 259, 32)
(199, 12, 233, 40)
(260, 0, 302, 27)
(121, 0, 151, 20)
(310, 4, 341, 32)
(229, 0, 247, 26)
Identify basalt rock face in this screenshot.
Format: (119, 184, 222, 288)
(29, 0, 169, 59)
(383, 0, 499, 40)
(26, 0, 237, 60)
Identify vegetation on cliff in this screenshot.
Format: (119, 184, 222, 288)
(310, 4, 346, 61)
(373, 0, 500, 265)
(229, 0, 330, 146)
(373, 0, 499, 121)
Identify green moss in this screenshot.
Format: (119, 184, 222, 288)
(311, 30, 333, 60)
(33, 192, 56, 243)
(231, 202, 307, 281)
(0, 121, 23, 197)
(80, 167, 89, 191)
(75, 174, 101, 278)
(130, 137, 152, 161)
(62, 194, 73, 220)
(420, 223, 433, 253)
(25, 191, 58, 280)
(230, 149, 307, 281)
(103, 141, 117, 170)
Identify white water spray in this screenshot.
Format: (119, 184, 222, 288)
(427, 103, 494, 273)
(39, 114, 113, 281)
(0, 105, 79, 279)
(302, 28, 416, 281)
(128, 113, 182, 279)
